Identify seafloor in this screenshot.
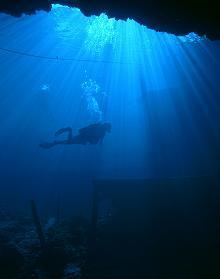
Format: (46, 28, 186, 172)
(0, 209, 87, 279)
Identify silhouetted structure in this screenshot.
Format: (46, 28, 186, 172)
(86, 176, 220, 279)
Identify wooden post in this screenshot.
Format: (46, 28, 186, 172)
(30, 200, 46, 249)
(91, 181, 99, 241)
(84, 180, 99, 278)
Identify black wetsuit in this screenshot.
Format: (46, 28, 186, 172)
(39, 122, 111, 148)
(78, 123, 107, 144)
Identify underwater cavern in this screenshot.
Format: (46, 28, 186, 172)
(0, 1, 220, 278)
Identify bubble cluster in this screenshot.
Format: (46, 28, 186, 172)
(81, 75, 103, 122)
(84, 13, 116, 55)
(81, 78, 100, 96)
(178, 32, 207, 44)
(51, 5, 82, 42)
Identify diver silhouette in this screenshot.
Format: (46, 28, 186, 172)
(39, 122, 111, 149)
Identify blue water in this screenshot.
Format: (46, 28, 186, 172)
(0, 4, 220, 215)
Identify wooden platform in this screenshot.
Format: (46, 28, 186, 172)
(86, 176, 220, 278)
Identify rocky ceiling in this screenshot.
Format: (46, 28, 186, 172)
(0, 0, 219, 40)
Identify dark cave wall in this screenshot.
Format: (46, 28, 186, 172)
(0, 0, 219, 40)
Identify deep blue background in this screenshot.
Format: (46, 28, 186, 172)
(0, 5, 220, 217)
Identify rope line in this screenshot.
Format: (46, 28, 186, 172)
(0, 46, 132, 64)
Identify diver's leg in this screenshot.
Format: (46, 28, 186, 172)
(39, 141, 57, 149)
(55, 127, 73, 141)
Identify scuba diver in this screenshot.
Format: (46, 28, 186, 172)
(39, 122, 111, 149)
